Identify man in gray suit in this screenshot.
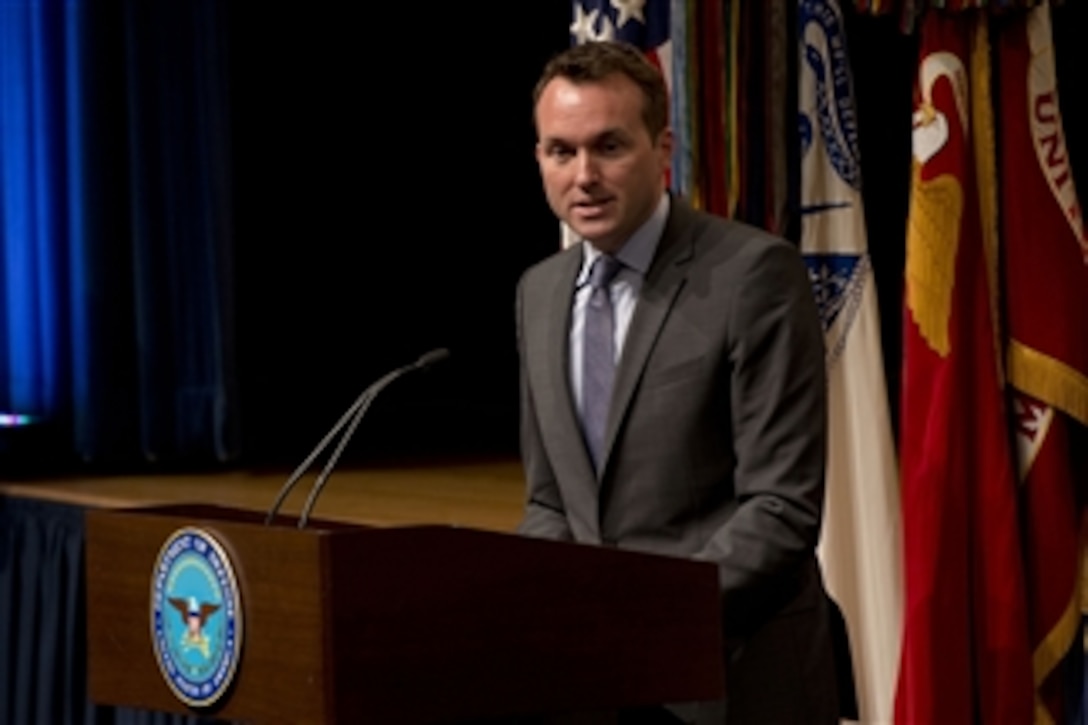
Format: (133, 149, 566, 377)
(517, 41, 841, 724)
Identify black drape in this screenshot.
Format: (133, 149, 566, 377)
(0, 496, 228, 724)
(120, 0, 240, 463)
(0, 497, 88, 724)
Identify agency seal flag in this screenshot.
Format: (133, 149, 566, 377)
(798, 0, 902, 720)
(150, 527, 243, 708)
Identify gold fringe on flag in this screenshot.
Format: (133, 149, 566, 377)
(1008, 340, 1088, 426)
(970, 12, 1005, 384)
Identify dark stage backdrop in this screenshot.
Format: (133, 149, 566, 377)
(229, 6, 571, 467)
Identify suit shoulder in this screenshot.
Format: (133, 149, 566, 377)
(518, 244, 580, 292)
(678, 206, 801, 270)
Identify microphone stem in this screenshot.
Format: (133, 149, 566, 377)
(296, 364, 413, 528)
(265, 364, 405, 525)
(264, 389, 373, 525)
(264, 348, 448, 527)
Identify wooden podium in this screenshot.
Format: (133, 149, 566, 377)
(85, 504, 724, 723)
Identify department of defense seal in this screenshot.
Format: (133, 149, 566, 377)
(150, 526, 242, 708)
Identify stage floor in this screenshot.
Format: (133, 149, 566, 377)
(0, 457, 526, 533)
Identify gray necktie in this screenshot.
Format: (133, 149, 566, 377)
(582, 255, 622, 472)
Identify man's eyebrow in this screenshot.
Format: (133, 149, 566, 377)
(541, 128, 627, 147)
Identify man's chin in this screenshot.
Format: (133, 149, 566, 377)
(565, 220, 619, 249)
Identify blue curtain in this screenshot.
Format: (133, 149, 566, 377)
(0, 0, 70, 422)
(0, 0, 238, 465)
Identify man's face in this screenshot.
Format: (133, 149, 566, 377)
(534, 73, 671, 254)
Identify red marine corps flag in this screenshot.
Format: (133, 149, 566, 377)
(895, 10, 1034, 724)
(998, 3, 1088, 723)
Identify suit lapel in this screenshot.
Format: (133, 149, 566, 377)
(542, 251, 586, 464)
(536, 248, 601, 533)
(601, 202, 696, 475)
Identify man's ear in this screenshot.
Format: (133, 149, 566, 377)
(656, 127, 674, 166)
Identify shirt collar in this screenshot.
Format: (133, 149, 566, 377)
(576, 193, 670, 286)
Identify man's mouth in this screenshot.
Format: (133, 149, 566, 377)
(572, 198, 613, 217)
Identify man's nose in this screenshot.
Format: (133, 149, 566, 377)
(574, 150, 599, 186)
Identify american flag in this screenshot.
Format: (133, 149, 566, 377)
(569, 0, 672, 79)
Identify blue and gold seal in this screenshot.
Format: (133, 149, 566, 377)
(150, 527, 242, 708)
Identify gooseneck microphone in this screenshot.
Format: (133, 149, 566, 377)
(263, 348, 451, 527)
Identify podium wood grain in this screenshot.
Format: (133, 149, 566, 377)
(0, 458, 526, 531)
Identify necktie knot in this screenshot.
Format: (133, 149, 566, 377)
(589, 255, 622, 291)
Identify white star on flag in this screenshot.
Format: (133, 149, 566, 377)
(610, 0, 646, 28)
(590, 14, 615, 41)
(570, 4, 599, 45)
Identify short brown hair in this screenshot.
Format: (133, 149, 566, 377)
(533, 41, 668, 138)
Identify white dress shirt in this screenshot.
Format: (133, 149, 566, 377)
(569, 193, 670, 416)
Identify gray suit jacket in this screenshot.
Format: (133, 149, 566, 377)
(515, 200, 840, 724)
